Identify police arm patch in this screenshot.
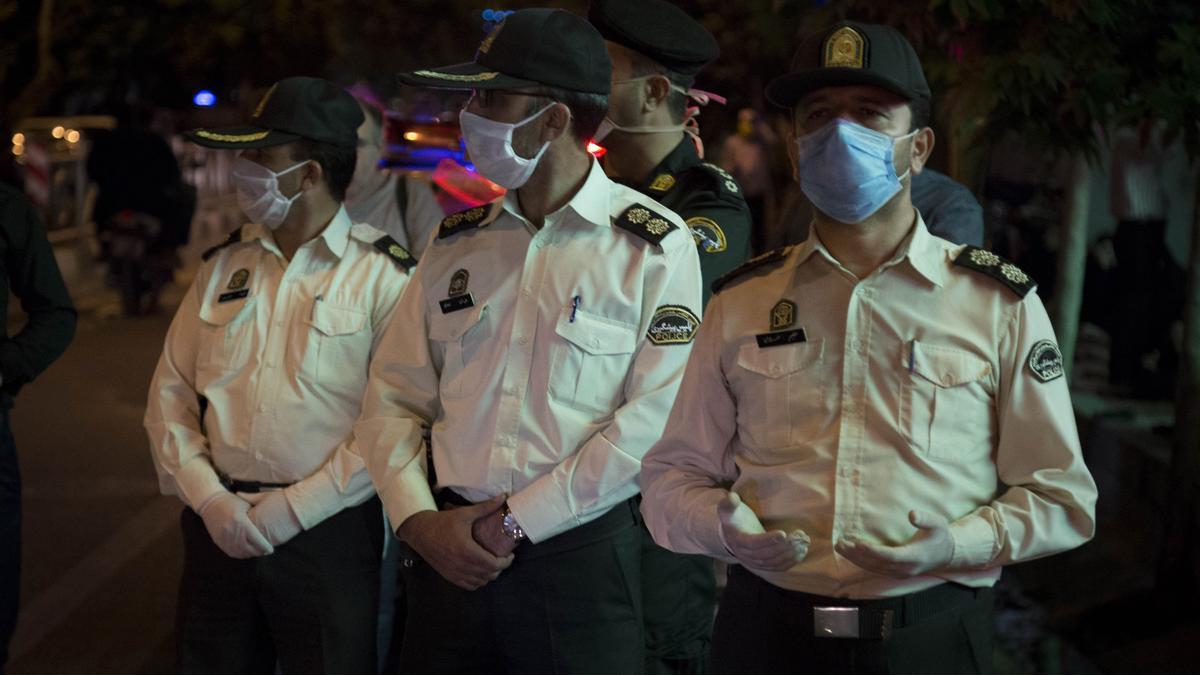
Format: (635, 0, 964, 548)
(646, 305, 699, 346)
(687, 216, 727, 253)
(1028, 340, 1064, 382)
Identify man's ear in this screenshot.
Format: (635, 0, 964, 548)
(540, 102, 572, 144)
(908, 127, 935, 175)
(642, 76, 671, 113)
(300, 160, 323, 191)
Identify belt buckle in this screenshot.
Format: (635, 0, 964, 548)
(813, 606, 859, 638)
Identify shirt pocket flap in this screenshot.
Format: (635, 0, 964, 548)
(907, 343, 992, 387)
(428, 303, 488, 342)
(736, 339, 824, 378)
(555, 309, 638, 356)
(308, 302, 367, 336)
(198, 296, 255, 327)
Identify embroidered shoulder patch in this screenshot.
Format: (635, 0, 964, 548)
(953, 246, 1036, 298)
(711, 247, 789, 294)
(614, 204, 677, 247)
(437, 205, 490, 239)
(373, 236, 416, 270)
(201, 226, 244, 262)
(647, 305, 699, 346)
(687, 216, 727, 253)
(1028, 340, 1064, 382)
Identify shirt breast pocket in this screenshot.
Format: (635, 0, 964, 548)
(900, 342, 996, 464)
(428, 303, 491, 400)
(197, 297, 257, 373)
(548, 309, 638, 415)
(732, 339, 825, 451)
(305, 301, 370, 385)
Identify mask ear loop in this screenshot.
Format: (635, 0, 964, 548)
(679, 87, 726, 159)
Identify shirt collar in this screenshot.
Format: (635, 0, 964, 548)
(501, 157, 611, 229)
(643, 137, 699, 188)
(794, 210, 945, 287)
(244, 205, 354, 259)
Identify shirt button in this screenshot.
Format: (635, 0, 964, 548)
(518, 336, 528, 345)
(535, 241, 546, 249)
(258, 403, 267, 412)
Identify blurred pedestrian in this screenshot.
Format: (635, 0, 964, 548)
(717, 108, 775, 252)
(0, 183, 76, 674)
(87, 106, 195, 315)
(358, 9, 701, 673)
(144, 77, 413, 675)
(641, 21, 1097, 675)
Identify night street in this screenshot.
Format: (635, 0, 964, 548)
(6, 274, 186, 675)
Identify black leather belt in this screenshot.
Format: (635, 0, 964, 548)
(728, 565, 990, 640)
(219, 473, 293, 494)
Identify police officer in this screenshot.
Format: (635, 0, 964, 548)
(588, 0, 752, 307)
(640, 22, 1097, 674)
(0, 183, 76, 672)
(356, 9, 702, 673)
(145, 76, 413, 674)
(587, 1, 749, 671)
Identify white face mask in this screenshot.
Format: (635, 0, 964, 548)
(233, 157, 309, 230)
(459, 102, 555, 189)
(593, 76, 690, 142)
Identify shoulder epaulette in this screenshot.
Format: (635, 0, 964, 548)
(693, 162, 744, 199)
(436, 205, 490, 240)
(201, 226, 243, 262)
(372, 235, 417, 270)
(952, 246, 1036, 298)
(711, 247, 788, 294)
(614, 204, 678, 247)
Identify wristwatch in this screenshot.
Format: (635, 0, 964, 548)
(500, 502, 526, 542)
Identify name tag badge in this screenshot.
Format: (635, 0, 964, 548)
(218, 289, 250, 303)
(439, 293, 475, 314)
(755, 328, 807, 348)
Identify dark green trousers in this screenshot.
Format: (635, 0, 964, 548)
(640, 522, 715, 674)
(176, 498, 383, 675)
(398, 498, 644, 674)
(712, 565, 993, 675)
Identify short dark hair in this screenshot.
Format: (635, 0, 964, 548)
(290, 139, 357, 202)
(524, 88, 610, 144)
(627, 53, 694, 122)
(909, 97, 931, 131)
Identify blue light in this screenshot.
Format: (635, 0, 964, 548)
(193, 90, 217, 107)
(483, 9, 495, 20)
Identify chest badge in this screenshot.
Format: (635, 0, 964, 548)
(228, 268, 249, 290)
(770, 300, 795, 330)
(448, 269, 470, 297)
(648, 173, 676, 192)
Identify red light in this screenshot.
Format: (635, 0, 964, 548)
(586, 141, 607, 158)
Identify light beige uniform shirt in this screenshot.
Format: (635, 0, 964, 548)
(145, 207, 410, 529)
(641, 213, 1097, 598)
(356, 159, 703, 543)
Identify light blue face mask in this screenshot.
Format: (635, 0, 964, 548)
(795, 119, 917, 224)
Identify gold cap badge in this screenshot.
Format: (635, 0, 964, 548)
(823, 27, 865, 69)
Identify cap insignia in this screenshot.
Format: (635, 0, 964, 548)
(253, 83, 278, 119)
(478, 21, 504, 54)
(823, 27, 865, 69)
